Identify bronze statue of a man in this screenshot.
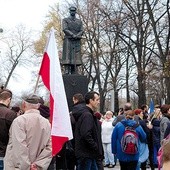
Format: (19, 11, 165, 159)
(62, 6, 83, 74)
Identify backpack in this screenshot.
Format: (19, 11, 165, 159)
(157, 134, 170, 170)
(121, 122, 139, 154)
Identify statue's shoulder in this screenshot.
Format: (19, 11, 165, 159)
(75, 18, 82, 22)
(63, 17, 70, 22)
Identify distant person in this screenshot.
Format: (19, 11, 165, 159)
(112, 102, 132, 126)
(102, 111, 115, 168)
(38, 97, 50, 120)
(134, 109, 149, 170)
(11, 106, 23, 116)
(62, 6, 84, 74)
(150, 105, 161, 169)
(71, 93, 85, 131)
(74, 91, 103, 170)
(140, 104, 149, 120)
(66, 93, 85, 170)
(160, 104, 170, 141)
(4, 94, 52, 170)
(0, 88, 16, 170)
(111, 110, 146, 170)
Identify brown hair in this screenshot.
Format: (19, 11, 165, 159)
(125, 110, 135, 119)
(161, 104, 170, 116)
(73, 93, 84, 103)
(0, 88, 12, 100)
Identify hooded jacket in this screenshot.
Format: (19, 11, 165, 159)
(111, 119, 146, 162)
(73, 105, 103, 159)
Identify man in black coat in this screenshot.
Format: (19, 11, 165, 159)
(73, 91, 103, 170)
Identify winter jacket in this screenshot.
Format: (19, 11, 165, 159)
(112, 114, 125, 126)
(151, 118, 160, 146)
(4, 109, 52, 170)
(102, 118, 114, 143)
(138, 117, 150, 144)
(0, 103, 16, 157)
(111, 119, 146, 162)
(160, 116, 170, 141)
(73, 105, 103, 159)
(164, 122, 170, 138)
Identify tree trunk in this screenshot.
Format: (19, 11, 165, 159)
(165, 77, 170, 103)
(137, 71, 146, 107)
(114, 89, 119, 113)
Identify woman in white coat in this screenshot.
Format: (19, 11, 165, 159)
(102, 111, 115, 168)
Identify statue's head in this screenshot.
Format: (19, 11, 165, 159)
(69, 6, 77, 16)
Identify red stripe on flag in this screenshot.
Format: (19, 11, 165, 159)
(51, 136, 69, 156)
(49, 80, 69, 156)
(39, 52, 50, 90)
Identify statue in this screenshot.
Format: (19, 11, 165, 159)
(62, 6, 84, 74)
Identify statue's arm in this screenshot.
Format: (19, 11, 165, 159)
(62, 19, 75, 37)
(76, 21, 84, 38)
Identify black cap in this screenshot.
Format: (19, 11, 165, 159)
(23, 94, 40, 104)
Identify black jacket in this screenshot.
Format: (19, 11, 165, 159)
(151, 118, 161, 146)
(0, 103, 16, 157)
(73, 105, 103, 159)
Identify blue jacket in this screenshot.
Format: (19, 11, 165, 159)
(111, 119, 146, 162)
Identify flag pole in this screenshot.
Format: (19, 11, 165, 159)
(34, 74, 40, 94)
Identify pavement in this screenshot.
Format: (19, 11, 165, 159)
(104, 163, 119, 170)
(104, 162, 158, 170)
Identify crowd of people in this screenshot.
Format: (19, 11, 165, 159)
(1, 86, 170, 170)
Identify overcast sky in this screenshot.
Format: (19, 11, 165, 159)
(0, 0, 58, 97)
(0, 0, 56, 31)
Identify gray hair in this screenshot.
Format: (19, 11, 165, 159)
(24, 101, 40, 110)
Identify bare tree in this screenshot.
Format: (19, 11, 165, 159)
(0, 25, 34, 88)
(145, 0, 170, 103)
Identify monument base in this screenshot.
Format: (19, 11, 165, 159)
(63, 74, 88, 111)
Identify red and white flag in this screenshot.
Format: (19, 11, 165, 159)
(39, 28, 73, 156)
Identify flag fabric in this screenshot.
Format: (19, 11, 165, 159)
(39, 28, 73, 156)
(149, 98, 154, 114)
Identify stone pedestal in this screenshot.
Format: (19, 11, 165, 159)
(63, 74, 88, 111)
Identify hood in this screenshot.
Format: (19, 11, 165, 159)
(72, 103, 87, 121)
(121, 119, 137, 127)
(152, 118, 160, 126)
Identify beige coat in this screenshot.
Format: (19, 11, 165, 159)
(4, 109, 52, 170)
